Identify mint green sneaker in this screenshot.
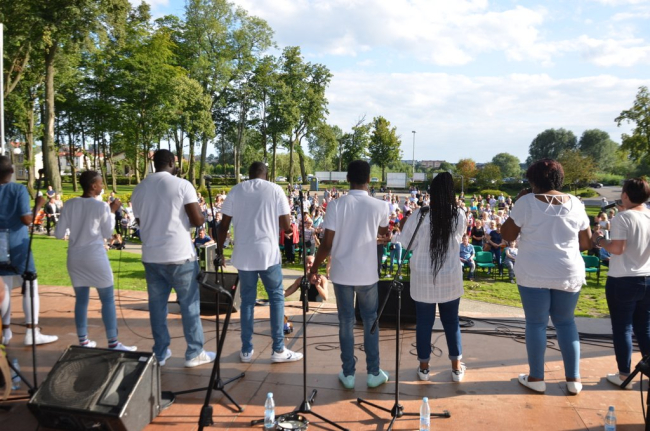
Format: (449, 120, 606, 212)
(338, 370, 355, 389)
(367, 369, 389, 388)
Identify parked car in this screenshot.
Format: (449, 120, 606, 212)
(589, 182, 603, 188)
(370, 177, 379, 183)
(276, 176, 287, 182)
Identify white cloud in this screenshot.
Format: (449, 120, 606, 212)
(325, 71, 641, 162)
(232, 0, 552, 65)
(587, 0, 650, 5)
(575, 35, 650, 67)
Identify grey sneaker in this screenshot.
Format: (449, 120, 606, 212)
(158, 349, 172, 367)
(367, 369, 389, 388)
(338, 370, 355, 389)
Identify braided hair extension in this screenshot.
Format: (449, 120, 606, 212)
(428, 172, 459, 280)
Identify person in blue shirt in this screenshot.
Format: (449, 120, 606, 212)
(0, 156, 58, 346)
(487, 222, 505, 276)
(459, 234, 475, 281)
(193, 228, 215, 247)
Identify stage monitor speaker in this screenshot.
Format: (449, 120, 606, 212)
(28, 346, 161, 431)
(199, 271, 240, 316)
(355, 280, 417, 324)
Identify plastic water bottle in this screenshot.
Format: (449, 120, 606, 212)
(604, 405, 616, 431)
(420, 396, 430, 431)
(264, 392, 275, 430)
(11, 358, 21, 390)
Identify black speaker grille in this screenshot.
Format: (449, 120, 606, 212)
(35, 351, 117, 409)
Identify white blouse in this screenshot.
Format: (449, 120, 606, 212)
(401, 207, 465, 304)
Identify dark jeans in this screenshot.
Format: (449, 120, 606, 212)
(284, 243, 295, 263)
(414, 299, 462, 363)
(491, 247, 502, 273)
(606, 275, 650, 375)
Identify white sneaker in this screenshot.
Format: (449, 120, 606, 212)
(80, 340, 97, 348)
(2, 328, 12, 345)
(24, 328, 58, 346)
(417, 367, 430, 381)
(184, 350, 216, 368)
(240, 349, 254, 363)
(452, 363, 466, 382)
(271, 348, 303, 363)
(158, 349, 172, 367)
(110, 343, 137, 352)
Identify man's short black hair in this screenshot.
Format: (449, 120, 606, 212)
(347, 160, 370, 185)
(79, 170, 102, 192)
(248, 161, 267, 179)
(622, 177, 650, 204)
(153, 149, 175, 171)
(0, 156, 12, 178)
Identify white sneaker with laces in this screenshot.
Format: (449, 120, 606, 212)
(452, 363, 466, 382)
(111, 342, 137, 352)
(271, 348, 303, 363)
(184, 350, 216, 368)
(24, 328, 58, 346)
(158, 349, 172, 367)
(240, 349, 254, 363)
(81, 340, 97, 348)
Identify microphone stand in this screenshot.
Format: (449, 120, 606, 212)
(620, 356, 650, 431)
(251, 189, 347, 431)
(356, 207, 450, 430)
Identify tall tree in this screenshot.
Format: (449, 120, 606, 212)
(616, 86, 650, 166)
(33, 0, 130, 192)
(578, 129, 618, 173)
(476, 163, 502, 188)
(455, 158, 478, 183)
(558, 149, 597, 192)
(491, 152, 521, 178)
(307, 123, 339, 171)
(527, 128, 578, 165)
(340, 117, 370, 169)
(368, 116, 402, 181)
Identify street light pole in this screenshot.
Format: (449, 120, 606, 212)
(411, 130, 416, 181)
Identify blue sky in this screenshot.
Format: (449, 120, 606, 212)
(136, 0, 649, 164)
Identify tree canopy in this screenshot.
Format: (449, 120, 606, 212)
(616, 86, 650, 166)
(527, 128, 578, 165)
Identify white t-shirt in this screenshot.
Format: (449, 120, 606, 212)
(401, 207, 465, 304)
(131, 171, 198, 264)
(608, 210, 650, 277)
(221, 178, 290, 271)
(55, 197, 115, 288)
(322, 189, 390, 286)
(509, 194, 589, 291)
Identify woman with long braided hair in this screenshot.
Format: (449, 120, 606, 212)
(401, 172, 466, 382)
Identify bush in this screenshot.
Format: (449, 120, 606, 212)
(595, 173, 624, 186)
(576, 188, 598, 198)
(479, 189, 509, 197)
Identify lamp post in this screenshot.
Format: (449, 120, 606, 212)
(411, 130, 416, 182)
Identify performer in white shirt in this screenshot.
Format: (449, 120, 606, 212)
(217, 162, 303, 364)
(55, 171, 135, 351)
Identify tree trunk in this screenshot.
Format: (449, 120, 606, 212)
(43, 44, 62, 192)
(67, 127, 78, 193)
(25, 95, 36, 197)
(189, 134, 195, 185)
(288, 135, 295, 183)
(199, 135, 208, 188)
(297, 141, 307, 184)
(271, 134, 277, 181)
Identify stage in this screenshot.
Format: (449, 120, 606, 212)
(1, 285, 647, 430)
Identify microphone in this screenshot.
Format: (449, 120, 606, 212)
(602, 200, 621, 210)
(419, 206, 430, 214)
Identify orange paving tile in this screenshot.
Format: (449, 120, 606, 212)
(0, 286, 648, 430)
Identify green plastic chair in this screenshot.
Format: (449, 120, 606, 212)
(582, 255, 601, 285)
(475, 251, 496, 278)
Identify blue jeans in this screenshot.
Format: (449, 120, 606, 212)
(415, 299, 462, 362)
(333, 283, 380, 376)
(143, 260, 204, 361)
(491, 247, 502, 273)
(462, 260, 475, 279)
(518, 285, 581, 380)
(390, 243, 402, 272)
(238, 264, 285, 354)
(606, 276, 650, 375)
(74, 286, 118, 341)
